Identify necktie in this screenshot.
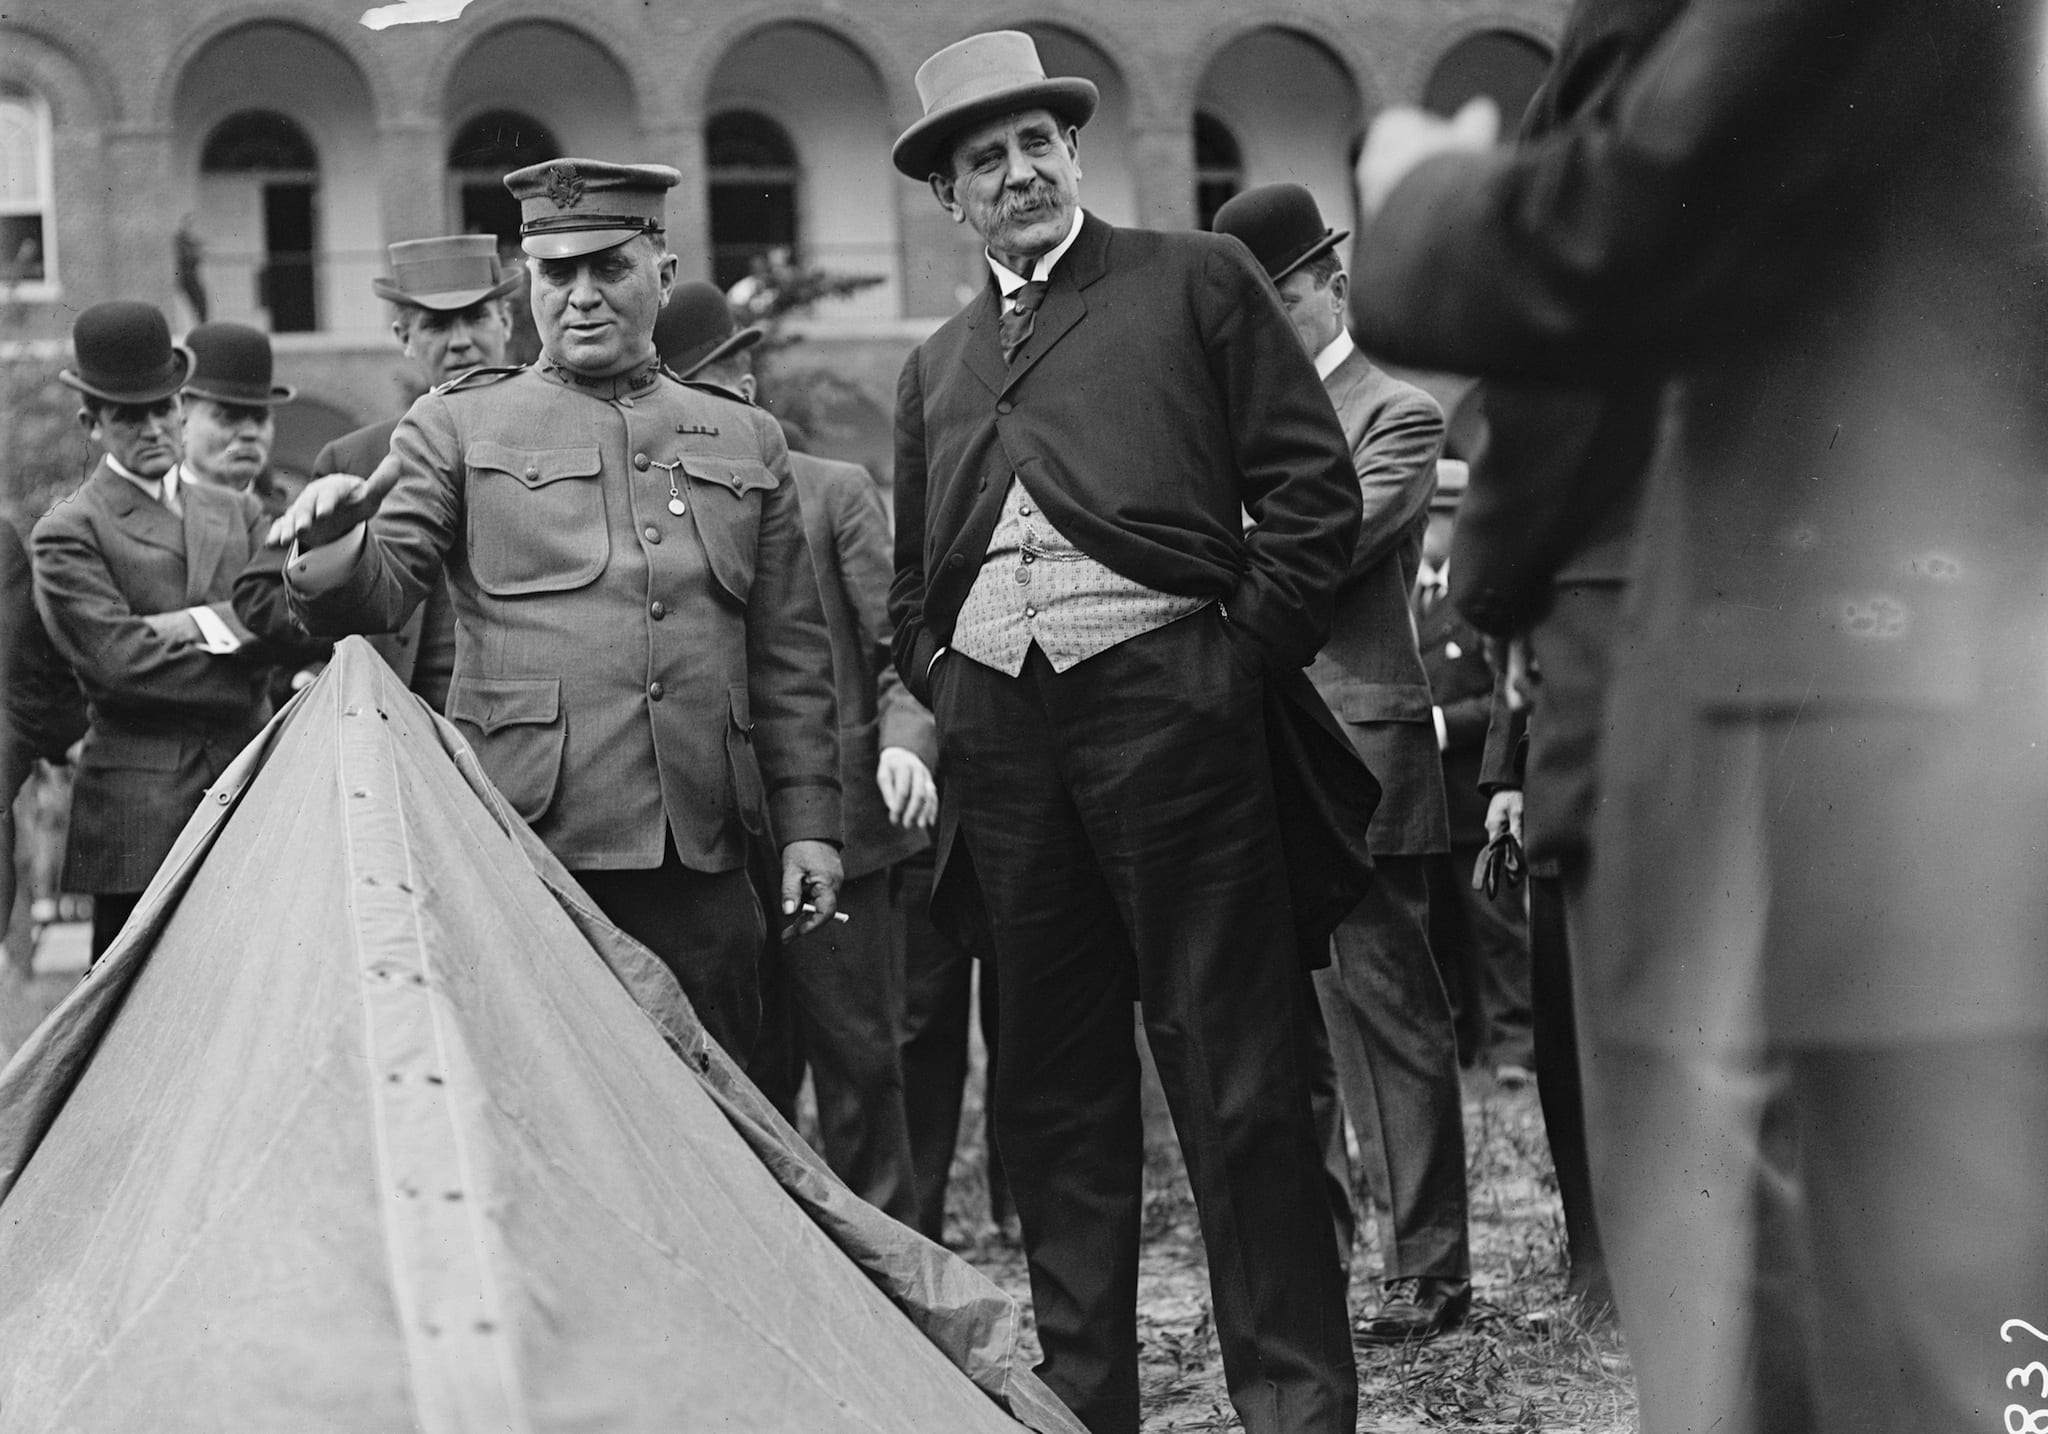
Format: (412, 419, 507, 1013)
(1001, 280, 1049, 364)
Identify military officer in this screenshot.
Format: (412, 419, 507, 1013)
(272, 160, 842, 1059)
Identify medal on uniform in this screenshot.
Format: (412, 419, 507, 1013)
(649, 457, 687, 515)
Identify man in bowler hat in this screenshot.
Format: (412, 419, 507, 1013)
(32, 301, 283, 958)
(177, 321, 294, 504)
(655, 281, 924, 1222)
(889, 30, 1366, 1434)
(235, 236, 523, 711)
(1214, 182, 1474, 1344)
(272, 160, 841, 1059)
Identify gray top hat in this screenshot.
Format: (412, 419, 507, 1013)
(371, 235, 524, 310)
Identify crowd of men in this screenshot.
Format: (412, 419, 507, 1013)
(6, 8, 2048, 1433)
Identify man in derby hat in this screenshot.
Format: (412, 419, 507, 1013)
(889, 30, 1367, 1434)
(32, 301, 289, 959)
(271, 161, 841, 1060)
(1213, 182, 1475, 1345)
(178, 321, 295, 501)
(656, 282, 927, 1224)
(233, 235, 525, 712)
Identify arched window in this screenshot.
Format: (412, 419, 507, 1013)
(707, 109, 798, 292)
(1193, 112, 1242, 232)
(201, 110, 319, 331)
(448, 109, 560, 247)
(0, 84, 55, 289)
(1424, 32, 1554, 130)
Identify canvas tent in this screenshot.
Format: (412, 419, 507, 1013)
(0, 640, 1081, 1434)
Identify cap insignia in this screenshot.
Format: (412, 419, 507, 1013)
(544, 164, 585, 210)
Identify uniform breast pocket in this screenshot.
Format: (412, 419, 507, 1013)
(465, 441, 609, 596)
(684, 457, 778, 604)
(446, 675, 565, 824)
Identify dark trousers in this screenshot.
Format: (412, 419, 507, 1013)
(751, 867, 919, 1223)
(896, 850, 1010, 1242)
(1312, 853, 1470, 1282)
(1427, 846, 1533, 1068)
(935, 614, 1355, 1434)
(89, 891, 141, 962)
(572, 850, 763, 1061)
(1526, 872, 1607, 1303)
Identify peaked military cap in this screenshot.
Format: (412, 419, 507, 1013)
(372, 234, 524, 310)
(504, 159, 680, 260)
(58, 301, 193, 405)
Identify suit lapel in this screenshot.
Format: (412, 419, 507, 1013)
(180, 479, 231, 606)
(95, 462, 185, 558)
(958, 286, 1006, 397)
(1000, 213, 1110, 395)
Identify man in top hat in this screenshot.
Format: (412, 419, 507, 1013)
(1212, 182, 1474, 1344)
(271, 161, 841, 1060)
(32, 301, 284, 959)
(177, 321, 294, 505)
(657, 281, 926, 1223)
(889, 31, 1366, 1434)
(234, 236, 523, 711)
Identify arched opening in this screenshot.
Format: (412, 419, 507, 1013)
(1424, 32, 1554, 130)
(1195, 29, 1360, 253)
(707, 109, 799, 293)
(704, 22, 899, 317)
(0, 83, 56, 290)
(1193, 111, 1243, 233)
(172, 23, 380, 334)
(447, 108, 561, 249)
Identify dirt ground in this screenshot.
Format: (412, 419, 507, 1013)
(939, 1069, 1639, 1434)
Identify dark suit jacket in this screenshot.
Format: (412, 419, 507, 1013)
(1308, 347, 1449, 857)
(1, 521, 84, 802)
(1415, 581, 1494, 847)
(891, 212, 1373, 956)
(31, 463, 275, 891)
(789, 450, 924, 881)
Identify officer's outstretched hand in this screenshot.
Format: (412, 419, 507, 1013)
(779, 839, 844, 940)
(266, 454, 403, 549)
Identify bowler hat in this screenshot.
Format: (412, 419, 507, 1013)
(182, 322, 296, 406)
(1211, 183, 1350, 285)
(57, 301, 193, 405)
(371, 234, 524, 310)
(504, 158, 680, 260)
(654, 281, 764, 379)
(892, 31, 1098, 181)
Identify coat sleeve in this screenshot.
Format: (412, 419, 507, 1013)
(1348, 0, 1937, 381)
(1347, 387, 1443, 582)
(743, 415, 842, 849)
(1, 523, 83, 797)
(1202, 239, 1361, 668)
(887, 349, 942, 707)
(31, 505, 265, 726)
(1478, 672, 1527, 792)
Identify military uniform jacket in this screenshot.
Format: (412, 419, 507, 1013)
(32, 462, 274, 892)
(1307, 348, 1450, 857)
(293, 362, 840, 872)
(789, 450, 926, 881)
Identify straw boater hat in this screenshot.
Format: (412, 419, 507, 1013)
(182, 322, 296, 406)
(57, 301, 193, 405)
(502, 158, 681, 260)
(1210, 183, 1351, 285)
(891, 30, 1098, 181)
(370, 234, 524, 311)
(653, 281, 764, 380)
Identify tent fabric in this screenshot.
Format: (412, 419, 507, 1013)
(0, 639, 1082, 1434)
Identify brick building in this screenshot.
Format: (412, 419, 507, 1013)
(1, 0, 1564, 475)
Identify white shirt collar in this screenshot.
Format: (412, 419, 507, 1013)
(1313, 327, 1356, 382)
(987, 208, 1086, 298)
(106, 453, 176, 506)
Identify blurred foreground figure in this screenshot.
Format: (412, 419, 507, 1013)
(1350, 2, 2048, 1430)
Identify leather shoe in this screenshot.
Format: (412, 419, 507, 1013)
(1355, 1276, 1471, 1345)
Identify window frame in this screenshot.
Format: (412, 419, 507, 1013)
(0, 83, 59, 298)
